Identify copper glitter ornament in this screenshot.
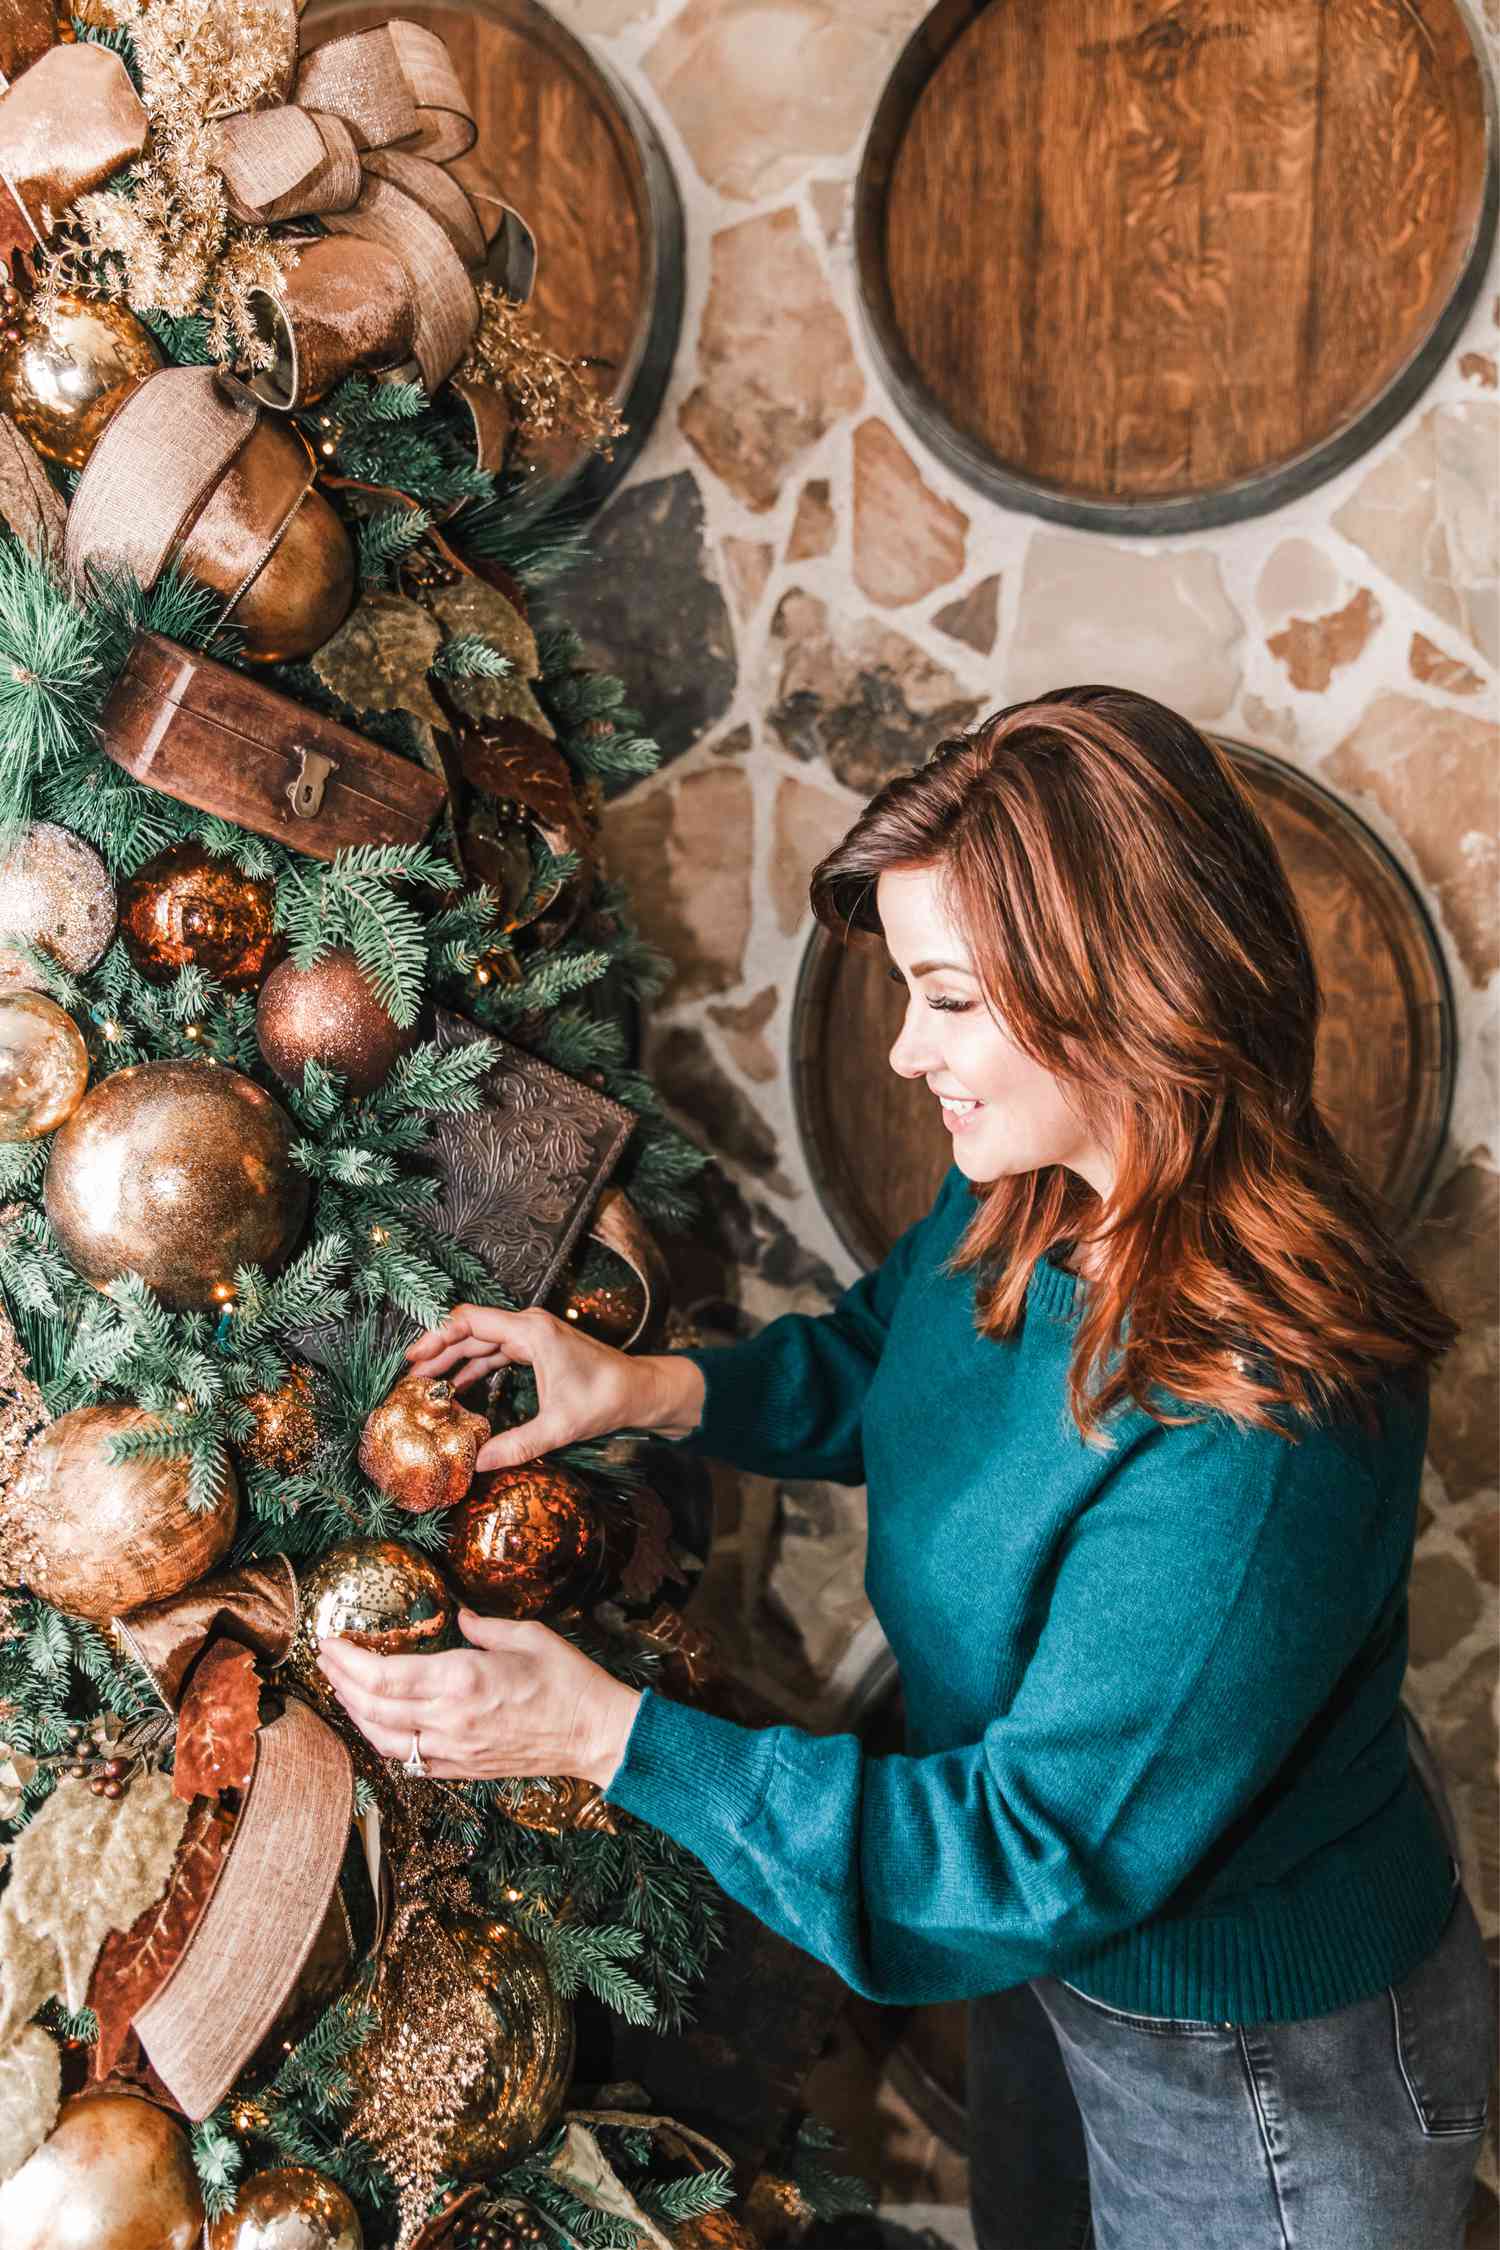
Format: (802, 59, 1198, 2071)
(44, 1059, 309, 1310)
(118, 841, 284, 992)
(288, 1537, 456, 1717)
(350, 1910, 573, 2183)
(671, 2210, 761, 2250)
(0, 292, 163, 468)
(0, 821, 116, 995)
(256, 947, 419, 1096)
(205, 2163, 363, 2250)
(0, 989, 88, 1139)
(743, 2173, 814, 2247)
(359, 1374, 489, 1514)
(2, 1401, 238, 1618)
(0, 2087, 204, 2249)
(240, 1361, 319, 1474)
(447, 1463, 606, 1619)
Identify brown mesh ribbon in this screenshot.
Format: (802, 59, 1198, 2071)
(112, 1556, 298, 1712)
(0, 42, 147, 250)
(133, 1694, 354, 2119)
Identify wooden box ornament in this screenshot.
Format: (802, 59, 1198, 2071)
(99, 632, 444, 861)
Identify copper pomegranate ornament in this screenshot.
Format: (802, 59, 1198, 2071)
(359, 1373, 489, 1513)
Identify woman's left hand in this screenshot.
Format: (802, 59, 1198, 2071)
(314, 1607, 642, 1790)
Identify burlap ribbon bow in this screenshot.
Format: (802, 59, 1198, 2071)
(211, 7, 529, 393)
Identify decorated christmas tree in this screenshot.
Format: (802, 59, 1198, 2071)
(0, 2, 873, 2244)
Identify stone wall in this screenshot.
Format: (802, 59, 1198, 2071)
(557, 0, 1499, 2074)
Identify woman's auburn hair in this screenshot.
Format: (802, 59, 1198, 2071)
(808, 684, 1458, 1448)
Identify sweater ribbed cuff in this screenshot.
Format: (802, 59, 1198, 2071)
(657, 1345, 747, 1459)
(598, 1685, 776, 1852)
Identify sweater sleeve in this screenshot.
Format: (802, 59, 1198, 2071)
(658, 1165, 966, 1484)
(599, 1406, 1409, 2005)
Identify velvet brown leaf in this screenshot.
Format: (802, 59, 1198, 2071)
(173, 1639, 261, 1802)
(618, 1491, 679, 1606)
(87, 1798, 236, 2080)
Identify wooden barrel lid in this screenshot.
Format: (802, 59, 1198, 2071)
(303, 0, 682, 520)
(791, 739, 1454, 1270)
(855, 0, 1497, 531)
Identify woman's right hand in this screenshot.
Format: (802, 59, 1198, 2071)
(403, 1305, 706, 1471)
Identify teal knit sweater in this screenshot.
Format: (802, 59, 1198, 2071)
(600, 1162, 1455, 2020)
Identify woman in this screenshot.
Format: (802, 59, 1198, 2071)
(316, 687, 1494, 2249)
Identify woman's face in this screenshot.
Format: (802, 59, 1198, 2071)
(877, 865, 1115, 1198)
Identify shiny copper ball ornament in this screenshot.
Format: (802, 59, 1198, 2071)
(0, 292, 163, 468)
(352, 1912, 573, 2180)
(0, 2087, 204, 2248)
(118, 841, 284, 993)
(240, 1361, 320, 1474)
(205, 2164, 363, 2250)
(447, 1463, 605, 1620)
(288, 1537, 456, 1716)
(214, 420, 356, 664)
(0, 990, 88, 1139)
(44, 1059, 309, 1310)
(3, 1402, 238, 1618)
(0, 821, 116, 995)
(359, 1374, 489, 1513)
(256, 948, 418, 1096)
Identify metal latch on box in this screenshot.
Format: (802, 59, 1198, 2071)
(286, 747, 338, 818)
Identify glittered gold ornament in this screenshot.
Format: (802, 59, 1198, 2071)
(359, 1374, 489, 1514)
(0, 291, 163, 469)
(0, 821, 116, 995)
(205, 2163, 363, 2250)
(0, 989, 87, 1139)
(256, 947, 419, 1096)
(118, 841, 284, 992)
(743, 2172, 814, 2247)
(670, 2210, 762, 2250)
(44, 1059, 309, 1310)
(0, 2087, 204, 2249)
(239, 1362, 319, 1475)
(288, 1537, 456, 1717)
(1, 1401, 238, 1619)
(350, 1910, 573, 2184)
(447, 1463, 606, 1619)
(502, 1773, 616, 1836)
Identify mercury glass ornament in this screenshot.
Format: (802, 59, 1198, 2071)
(0, 990, 88, 1139)
(240, 1362, 320, 1474)
(288, 1537, 456, 1717)
(44, 1059, 309, 1310)
(257, 947, 418, 1096)
(204, 2164, 363, 2250)
(0, 822, 116, 995)
(358, 1373, 489, 1513)
(0, 292, 163, 468)
(447, 1463, 606, 1619)
(118, 841, 284, 992)
(0, 2088, 203, 2249)
(3, 1401, 238, 1619)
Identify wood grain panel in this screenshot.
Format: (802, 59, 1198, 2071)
(856, 0, 1495, 528)
(791, 740, 1453, 1268)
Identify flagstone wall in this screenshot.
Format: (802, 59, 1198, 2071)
(562, 0, 1500, 2051)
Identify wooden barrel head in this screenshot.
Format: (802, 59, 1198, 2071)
(855, 0, 1497, 530)
(790, 740, 1453, 1268)
(302, 0, 682, 518)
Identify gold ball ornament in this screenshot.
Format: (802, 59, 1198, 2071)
(2, 1401, 238, 1618)
(358, 1373, 490, 1513)
(352, 1911, 573, 2180)
(0, 821, 116, 995)
(240, 1361, 320, 1474)
(0, 292, 163, 468)
(0, 2087, 204, 2249)
(44, 1059, 309, 1310)
(447, 1463, 606, 1619)
(205, 2164, 363, 2250)
(0, 990, 87, 1139)
(118, 841, 284, 992)
(288, 1537, 456, 1716)
(257, 948, 419, 1096)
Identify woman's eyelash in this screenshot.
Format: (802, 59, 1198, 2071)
(885, 966, 972, 1013)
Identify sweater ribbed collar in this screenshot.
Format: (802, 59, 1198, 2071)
(1029, 1251, 1084, 1322)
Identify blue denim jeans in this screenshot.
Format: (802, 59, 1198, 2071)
(968, 1837, 1493, 2249)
